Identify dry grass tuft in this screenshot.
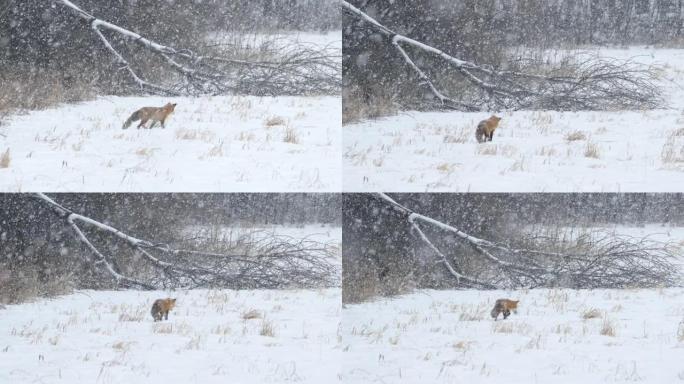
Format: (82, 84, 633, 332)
(134, 147, 157, 158)
(264, 116, 286, 127)
(477, 145, 498, 156)
(565, 131, 587, 142)
(111, 341, 135, 352)
(259, 320, 275, 337)
(600, 318, 616, 337)
(118, 307, 145, 322)
(153, 323, 174, 334)
(283, 128, 299, 144)
(662, 141, 684, 163)
(584, 142, 601, 159)
(436, 163, 458, 173)
(0, 148, 10, 168)
(443, 127, 471, 144)
(581, 308, 602, 320)
(241, 309, 262, 320)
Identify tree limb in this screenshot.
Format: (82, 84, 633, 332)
(343, 1, 664, 111)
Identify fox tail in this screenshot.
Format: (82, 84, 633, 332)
(122, 110, 141, 129)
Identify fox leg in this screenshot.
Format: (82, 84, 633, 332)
(149, 120, 158, 129)
(488, 132, 494, 142)
(137, 119, 148, 129)
(164, 310, 169, 320)
(503, 309, 511, 319)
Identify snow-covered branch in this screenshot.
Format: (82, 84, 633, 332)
(34, 193, 338, 290)
(56, 0, 339, 96)
(343, 1, 664, 111)
(376, 193, 677, 289)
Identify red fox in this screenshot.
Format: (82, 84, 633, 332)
(122, 103, 177, 129)
(490, 298, 518, 320)
(475, 115, 502, 143)
(151, 298, 176, 321)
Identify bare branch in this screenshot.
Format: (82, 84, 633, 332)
(343, 1, 664, 111)
(376, 193, 678, 289)
(56, 0, 340, 96)
(33, 193, 339, 290)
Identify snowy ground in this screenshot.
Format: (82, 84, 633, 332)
(0, 95, 341, 192)
(344, 47, 684, 192)
(0, 289, 341, 384)
(342, 288, 684, 384)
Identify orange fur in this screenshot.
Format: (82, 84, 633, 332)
(151, 298, 176, 321)
(490, 298, 518, 320)
(475, 115, 502, 143)
(122, 103, 177, 129)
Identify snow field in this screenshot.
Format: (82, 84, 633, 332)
(0, 95, 341, 192)
(0, 289, 341, 384)
(343, 48, 684, 192)
(342, 288, 684, 384)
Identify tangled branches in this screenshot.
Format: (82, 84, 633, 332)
(34, 193, 339, 290)
(57, 0, 340, 96)
(377, 193, 678, 290)
(343, 1, 664, 111)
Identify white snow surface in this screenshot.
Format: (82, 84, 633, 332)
(344, 47, 684, 192)
(0, 95, 341, 192)
(342, 288, 684, 384)
(0, 289, 341, 383)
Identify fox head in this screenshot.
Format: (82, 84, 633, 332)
(490, 115, 502, 124)
(164, 103, 177, 112)
(166, 298, 177, 309)
(509, 300, 519, 311)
